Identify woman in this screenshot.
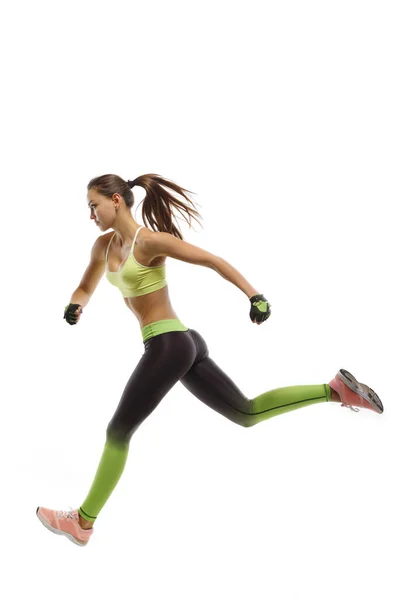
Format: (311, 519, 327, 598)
(36, 173, 384, 546)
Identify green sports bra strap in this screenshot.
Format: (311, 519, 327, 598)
(132, 226, 143, 252)
(106, 231, 117, 263)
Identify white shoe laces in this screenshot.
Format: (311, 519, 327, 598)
(341, 402, 360, 413)
(56, 506, 78, 521)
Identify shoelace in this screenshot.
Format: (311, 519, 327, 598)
(341, 402, 360, 413)
(56, 506, 78, 521)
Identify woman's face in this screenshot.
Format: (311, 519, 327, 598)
(87, 190, 114, 230)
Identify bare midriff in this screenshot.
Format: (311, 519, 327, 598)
(104, 228, 180, 329)
(123, 285, 179, 329)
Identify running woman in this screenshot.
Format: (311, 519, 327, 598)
(36, 173, 384, 546)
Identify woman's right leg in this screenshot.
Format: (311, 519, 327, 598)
(78, 330, 198, 526)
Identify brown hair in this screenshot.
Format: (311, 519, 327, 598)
(87, 173, 203, 240)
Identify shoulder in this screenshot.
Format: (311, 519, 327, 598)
(138, 226, 154, 240)
(91, 232, 114, 261)
(137, 228, 165, 265)
(141, 229, 172, 258)
(137, 226, 158, 250)
(144, 230, 217, 267)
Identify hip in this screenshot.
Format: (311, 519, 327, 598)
(141, 318, 189, 343)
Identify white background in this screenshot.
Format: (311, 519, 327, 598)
(1, 1, 399, 598)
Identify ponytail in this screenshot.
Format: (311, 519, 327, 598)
(88, 173, 203, 240)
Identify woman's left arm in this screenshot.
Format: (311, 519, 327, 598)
(209, 255, 261, 298)
(145, 231, 261, 298)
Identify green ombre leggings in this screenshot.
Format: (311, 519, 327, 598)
(78, 320, 332, 524)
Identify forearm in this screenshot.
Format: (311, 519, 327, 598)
(210, 256, 260, 299)
(69, 287, 91, 309)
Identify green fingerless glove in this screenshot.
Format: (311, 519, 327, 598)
(249, 294, 272, 323)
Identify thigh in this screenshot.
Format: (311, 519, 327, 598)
(107, 330, 197, 443)
(180, 352, 253, 427)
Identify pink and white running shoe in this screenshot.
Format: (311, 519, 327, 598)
(36, 506, 94, 546)
(329, 369, 384, 414)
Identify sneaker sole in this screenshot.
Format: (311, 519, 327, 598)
(336, 369, 384, 414)
(36, 507, 88, 547)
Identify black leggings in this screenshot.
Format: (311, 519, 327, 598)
(107, 327, 330, 440)
(78, 328, 330, 523)
(106, 328, 253, 442)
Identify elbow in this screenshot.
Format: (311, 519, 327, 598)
(209, 255, 223, 270)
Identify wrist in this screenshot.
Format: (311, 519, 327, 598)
(248, 290, 261, 299)
(249, 292, 264, 301)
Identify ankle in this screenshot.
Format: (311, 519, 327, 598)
(329, 386, 341, 402)
(78, 515, 94, 529)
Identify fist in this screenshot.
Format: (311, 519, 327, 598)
(249, 294, 272, 325)
(64, 303, 83, 326)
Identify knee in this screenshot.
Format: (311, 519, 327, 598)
(106, 424, 124, 445)
(106, 422, 139, 446)
(240, 399, 255, 428)
(234, 410, 254, 428)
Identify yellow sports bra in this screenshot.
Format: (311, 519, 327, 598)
(105, 226, 167, 298)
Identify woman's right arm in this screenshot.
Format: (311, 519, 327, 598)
(69, 235, 107, 309)
(68, 288, 91, 310)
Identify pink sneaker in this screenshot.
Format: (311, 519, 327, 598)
(329, 369, 384, 414)
(36, 506, 94, 546)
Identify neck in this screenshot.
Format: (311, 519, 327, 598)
(114, 223, 141, 246)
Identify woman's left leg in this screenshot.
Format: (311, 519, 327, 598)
(78, 329, 199, 526)
(180, 329, 332, 427)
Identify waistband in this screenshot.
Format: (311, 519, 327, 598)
(141, 318, 189, 343)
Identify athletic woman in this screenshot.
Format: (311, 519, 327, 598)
(36, 173, 384, 546)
